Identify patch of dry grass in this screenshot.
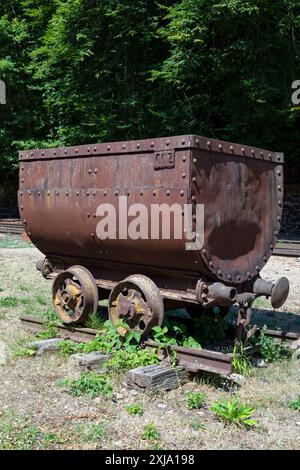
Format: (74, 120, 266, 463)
(0, 245, 299, 449)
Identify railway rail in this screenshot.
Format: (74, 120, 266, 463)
(0, 218, 23, 235)
(273, 240, 300, 257)
(20, 315, 300, 377)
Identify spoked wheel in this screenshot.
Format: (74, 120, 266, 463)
(52, 265, 98, 324)
(108, 274, 164, 338)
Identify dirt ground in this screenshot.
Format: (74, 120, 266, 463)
(0, 236, 299, 450)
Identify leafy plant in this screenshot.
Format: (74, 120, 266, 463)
(288, 396, 300, 411)
(36, 321, 58, 340)
(255, 326, 291, 363)
(13, 346, 37, 358)
(106, 348, 159, 373)
(186, 391, 207, 410)
(142, 422, 161, 442)
(232, 343, 252, 376)
(211, 397, 257, 428)
(60, 372, 112, 399)
(58, 339, 80, 356)
(125, 403, 143, 416)
(152, 326, 177, 347)
(182, 336, 201, 349)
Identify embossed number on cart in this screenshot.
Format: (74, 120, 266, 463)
(154, 150, 175, 169)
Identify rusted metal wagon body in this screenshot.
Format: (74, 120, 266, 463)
(18, 135, 289, 340)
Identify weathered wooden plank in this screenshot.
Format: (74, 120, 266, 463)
(69, 352, 112, 373)
(126, 364, 188, 392)
(27, 338, 63, 356)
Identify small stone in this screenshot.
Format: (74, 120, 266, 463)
(130, 390, 139, 396)
(229, 373, 247, 386)
(157, 403, 167, 409)
(115, 393, 124, 400)
(256, 358, 266, 368)
(292, 349, 300, 362)
(0, 341, 8, 365)
(113, 441, 122, 448)
(296, 422, 300, 426)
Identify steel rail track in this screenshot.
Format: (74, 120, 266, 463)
(19, 315, 300, 376)
(273, 240, 300, 257)
(0, 218, 24, 234)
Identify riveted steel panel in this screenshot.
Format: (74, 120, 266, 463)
(18, 135, 284, 289)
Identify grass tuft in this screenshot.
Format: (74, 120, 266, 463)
(186, 391, 207, 409)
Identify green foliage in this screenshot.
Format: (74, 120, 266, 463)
(0, 421, 62, 450)
(58, 319, 159, 371)
(152, 326, 177, 347)
(58, 338, 79, 356)
(255, 326, 291, 363)
(36, 321, 58, 339)
(211, 397, 257, 428)
(73, 422, 106, 442)
(85, 312, 105, 330)
(189, 419, 205, 431)
(60, 371, 113, 399)
(186, 391, 207, 409)
(152, 321, 201, 350)
(106, 348, 159, 373)
(125, 403, 143, 416)
(288, 395, 300, 411)
(0, 296, 19, 307)
(142, 422, 161, 442)
(232, 343, 252, 376)
(0, 0, 299, 187)
(13, 345, 36, 358)
(35, 295, 48, 306)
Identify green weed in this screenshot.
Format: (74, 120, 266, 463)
(125, 403, 143, 416)
(36, 321, 58, 339)
(142, 422, 160, 442)
(211, 397, 257, 428)
(255, 326, 291, 363)
(0, 421, 62, 450)
(85, 312, 105, 330)
(13, 345, 37, 358)
(189, 419, 205, 431)
(232, 343, 252, 376)
(186, 391, 207, 409)
(0, 296, 19, 307)
(106, 348, 159, 373)
(288, 395, 300, 411)
(73, 422, 106, 442)
(60, 371, 113, 399)
(35, 295, 48, 306)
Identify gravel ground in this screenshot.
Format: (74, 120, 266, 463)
(0, 239, 299, 450)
